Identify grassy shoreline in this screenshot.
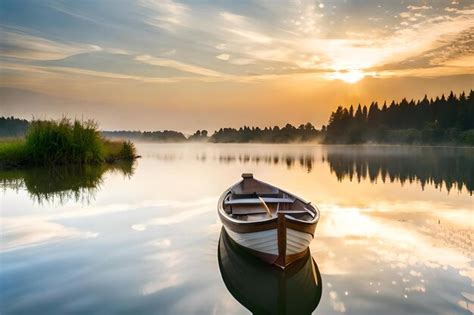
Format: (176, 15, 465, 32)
(0, 118, 138, 169)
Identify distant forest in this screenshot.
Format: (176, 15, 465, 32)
(101, 123, 320, 143)
(0, 116, 29, 137)
(102, 130, 187, 142)
(210, 123, 320, 143)
(325, 90, 474, 145)
(1, 90, 473, 145)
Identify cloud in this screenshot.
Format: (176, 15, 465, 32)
(135, 54, 223, 77)
(139, 0, 190, 30)
(439, 54, 474, 67)
(225, 28, 273, 44)
(444, 7, 474, 15)
(426, 29, 474, 67)
(1, 62, 181, 83)
(104, 47, 130, 55)
(220, 11, 245, 24)
(216, 53, 230, 61)
(0, 30, 101, 60)
(222, 12, 275, 44)
(407, 5, 432, 11)
(230, 58, 255, 65)
(160, 48, 176, 56)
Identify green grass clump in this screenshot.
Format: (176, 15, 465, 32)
(25, 118, 105, 165)
(0, 118, 137, 168)
(103, 140, 137, 162)
(0, 140, 28, 166)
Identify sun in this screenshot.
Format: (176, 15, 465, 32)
(331, 69, 365, 84)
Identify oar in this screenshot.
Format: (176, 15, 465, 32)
(256, 194, 272, 217)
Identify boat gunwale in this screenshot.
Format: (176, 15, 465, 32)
(217, 177, 320, 226)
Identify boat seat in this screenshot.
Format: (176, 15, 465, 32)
(225, 197, 294, 205)
(230, 192, 283, 198)
(231, 207, 270, 215)
(277, 210, 308, 214)
(278, 208, 315, 217)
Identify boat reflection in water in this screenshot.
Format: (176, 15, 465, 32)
(218, 228, 322, 314)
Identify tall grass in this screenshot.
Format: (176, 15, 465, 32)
(0, 118, 137, 168)
(0, 140, 28, 166)
(103, 139, 137, 162)
(25, 118, 105, 165)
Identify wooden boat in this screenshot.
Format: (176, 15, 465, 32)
(218, 228, 322, 314)
(218, 173, 319, 268)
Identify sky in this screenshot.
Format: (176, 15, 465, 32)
(0, 0, 473, 132)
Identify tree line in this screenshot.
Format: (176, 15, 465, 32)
(325, 90, 474, 144)
(101, 124, 320, 143)
(210, 123, 320, 143)
(102, 130, 187, 142)
(0, 116, 29, 137)
(1, 90, 473, 145)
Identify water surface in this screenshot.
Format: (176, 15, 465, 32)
(1, 144, 473, 314)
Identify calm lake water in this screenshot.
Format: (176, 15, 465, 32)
(1, 143, 473, 314)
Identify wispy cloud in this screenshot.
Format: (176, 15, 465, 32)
(139, 0, 190, 31)
(0, 30, 101, 60)
(407, 5, 432, 11)
(229, 58, 255, 65)
(216, 53, 230, 61)
(135, 54, 224, 77)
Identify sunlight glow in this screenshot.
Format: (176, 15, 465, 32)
(329, 69, 365, 84)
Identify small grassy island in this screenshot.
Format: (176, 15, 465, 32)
(0, 118, 138, 169)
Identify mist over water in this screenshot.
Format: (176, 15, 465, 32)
(1, 143, 473, 314)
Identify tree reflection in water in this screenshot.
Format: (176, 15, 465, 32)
(324, 146, 473, 194)
(194, 146, 473, 194)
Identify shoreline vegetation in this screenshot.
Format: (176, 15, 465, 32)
(0, 118, 138, 169)
(88, 90, 474, 146)
(1, 90, 473, 147)
(103, 122, 321, 143)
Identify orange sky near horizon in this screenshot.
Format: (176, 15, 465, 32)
(0, 0, 473, 132)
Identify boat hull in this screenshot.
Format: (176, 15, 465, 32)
(219, 204, 317, 268)
(223, 225, 315, 267)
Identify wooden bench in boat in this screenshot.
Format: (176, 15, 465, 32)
(224, 197, 294, 205)
(230, 208, 270, 215)
(228, 204, 314, 217)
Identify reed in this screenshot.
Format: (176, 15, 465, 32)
(0, 140, 28, 166)
(0, 118, 137, 168)
(25, 118, 104, 164)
